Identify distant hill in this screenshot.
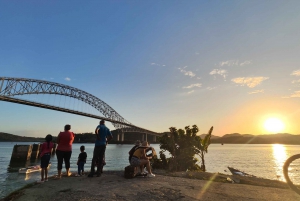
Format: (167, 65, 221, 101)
(211, 133, 300, 145)
(199, 134, 220, 140)
(0, 132, 45, 142)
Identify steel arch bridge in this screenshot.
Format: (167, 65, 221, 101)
(0, 77, 160, 139)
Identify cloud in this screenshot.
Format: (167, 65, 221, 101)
(240, 60, 252, 66)
(183, 83, 202, 89)
(290, 91, 300, 97)
(248, 89, 264, 94)
(195, 52, 200, 55)
(206, 87, 216, 90)
(196, 77, 201, 80)
(151, 63, 166, 67)
(291, 70, 300, 76)
(220, 60, 239, 66)
(209, 69, 228, 79)
(292, 79, 300, 83)
(187, 90, 194, 94)
(65, 77, 71, 81)
(231, 77, 269, 88)
(178, 66, 196, 78)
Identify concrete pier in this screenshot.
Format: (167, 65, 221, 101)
(11, 145, 33, 161)
(30, 144, 40, 159)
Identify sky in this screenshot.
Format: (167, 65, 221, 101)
(1, 0, 300, 137)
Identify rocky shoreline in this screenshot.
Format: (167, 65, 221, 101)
(2, 170, 299, 201)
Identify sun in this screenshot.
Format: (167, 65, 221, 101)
(264, 118, 285, 133)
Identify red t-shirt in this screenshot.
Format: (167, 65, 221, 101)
(56, 131, 75, 152)
(40, 142, 54, 157)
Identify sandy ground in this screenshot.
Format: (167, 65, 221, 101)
(3, 171, 300, 201)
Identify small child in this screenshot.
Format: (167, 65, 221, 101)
(76, 145, 87, 176)
(38, 134, 53, 183)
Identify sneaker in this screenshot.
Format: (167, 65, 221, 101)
(144, 169, 149, 174)
(147, 173, 155, 178)
(75, 174, 80, 177)
(37, 180, 44, 184)
(44, 179, 48, 182)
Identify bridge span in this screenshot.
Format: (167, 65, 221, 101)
(0, 77, 161, 141)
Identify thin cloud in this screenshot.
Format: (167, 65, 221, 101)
(291, 70, 300, 76)
(206, 87, 216, 90)
(292, 79, 300, 83)
(209, 69, 228, 79)
(187, 90, 194, 94)
(291, 91, 300, 97)
(240, 60, 252, 66)
(178, 66, 196, 78)
(196, 77, 201, 80)
(195, 52, 200, 55)
(220, 60, 239, 66)
(248, 89, 264, 94)
(183, 83, 202, 89)
(231, 77, 269, 88)
(65, 77, 71, 81)
(151, 63, 166, 67)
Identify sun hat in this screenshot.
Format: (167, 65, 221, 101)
(140, 141, 149, 148)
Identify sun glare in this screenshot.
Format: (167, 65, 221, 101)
(264, 118, 285, 133)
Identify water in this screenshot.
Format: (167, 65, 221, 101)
(1, 143, 300, 198)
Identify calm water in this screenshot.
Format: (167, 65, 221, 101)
(1, 143, 299, 198)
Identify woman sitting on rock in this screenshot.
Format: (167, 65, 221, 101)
(130, 141, 155, 178)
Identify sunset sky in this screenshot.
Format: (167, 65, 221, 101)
(1, 1, 300, 137)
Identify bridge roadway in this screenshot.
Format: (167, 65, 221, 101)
(0, 96, 161, 141)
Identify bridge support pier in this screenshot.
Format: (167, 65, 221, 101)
(145, 134, 147, 142)
(153, 136, 156, 142)
(121, 133, 124, 141)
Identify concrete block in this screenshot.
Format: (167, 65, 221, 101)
(11, 145, 33, 161)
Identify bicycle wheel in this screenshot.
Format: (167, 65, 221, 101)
(283, 154, 300, 195)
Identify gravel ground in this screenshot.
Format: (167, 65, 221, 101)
(3, 171, 299, 201)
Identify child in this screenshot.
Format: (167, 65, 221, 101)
(76, 145, 87, 176)
(38, 134, 53, 183)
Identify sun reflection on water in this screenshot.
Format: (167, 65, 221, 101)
(272, 144, 287, 182)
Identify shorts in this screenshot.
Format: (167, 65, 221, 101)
(130, 157, 140, 167)
(41, 153, 51, 168)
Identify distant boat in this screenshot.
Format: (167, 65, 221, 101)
(19, 163, 51, 174)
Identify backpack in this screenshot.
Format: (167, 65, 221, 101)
(124, 165, 136, 179)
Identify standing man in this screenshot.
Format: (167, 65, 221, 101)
(88, 120, 113, 177)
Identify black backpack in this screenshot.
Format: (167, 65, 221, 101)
(124, 165, 135, 179)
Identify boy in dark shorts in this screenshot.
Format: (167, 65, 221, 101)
(76, 146, 87, 176)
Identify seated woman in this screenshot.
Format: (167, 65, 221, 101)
(130, 141, 155, 178)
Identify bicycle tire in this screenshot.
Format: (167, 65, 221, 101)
(283, 154, 300, 195)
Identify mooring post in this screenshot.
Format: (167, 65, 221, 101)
(11, 144, 33, 161)
(30, 143, 40, 159)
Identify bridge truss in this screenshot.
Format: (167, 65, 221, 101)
(0, 77, 159, 137)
